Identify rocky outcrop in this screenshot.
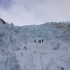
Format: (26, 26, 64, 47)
(0, 18, 6, 24)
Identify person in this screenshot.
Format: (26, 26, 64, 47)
(42, 39, 43, 43)
(39, 40, 41, 43)
(34, 40, 36, 43)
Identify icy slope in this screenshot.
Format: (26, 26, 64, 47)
(0, 19, 70, 70)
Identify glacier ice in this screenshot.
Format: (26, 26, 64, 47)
(0, 20, 70, 70)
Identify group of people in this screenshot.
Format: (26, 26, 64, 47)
(34, 39, 44, 43)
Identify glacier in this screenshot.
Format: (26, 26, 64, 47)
(0, 19, 70, 70)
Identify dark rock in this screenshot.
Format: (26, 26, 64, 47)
(0, 18, 6, 24)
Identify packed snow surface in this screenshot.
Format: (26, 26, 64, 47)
(0, 20, 70, 70)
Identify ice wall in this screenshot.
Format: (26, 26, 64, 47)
(0, 19, 22, 70)
(0, 19, 70, 70)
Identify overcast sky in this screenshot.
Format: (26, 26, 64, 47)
(0, 0, 70, 26)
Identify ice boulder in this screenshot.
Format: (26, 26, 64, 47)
(4, 22, 9, 30)
(9, 23, 14, 31)
(0, 19, 4, 35)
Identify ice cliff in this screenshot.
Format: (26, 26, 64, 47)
(0, 19, 70, 70)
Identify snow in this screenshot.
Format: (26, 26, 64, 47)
(0, 20, 70, 70)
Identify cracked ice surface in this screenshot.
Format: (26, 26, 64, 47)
(0, 20, 70, 70)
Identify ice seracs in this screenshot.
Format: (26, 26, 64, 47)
(0, 19, 70, 70)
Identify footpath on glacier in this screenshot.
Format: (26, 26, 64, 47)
(0, 18, 70, 70)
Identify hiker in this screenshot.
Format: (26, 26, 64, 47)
(38, 40, 41, 43)
(42, 39, 43, 43)
(34, 40, 36, 43)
